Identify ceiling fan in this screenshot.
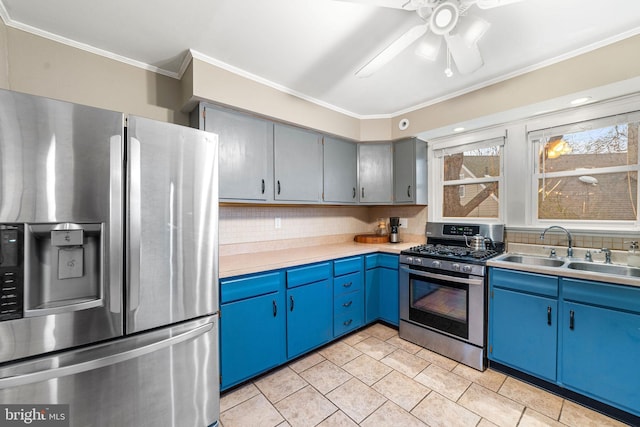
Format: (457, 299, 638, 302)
(348, 0, 523, 78)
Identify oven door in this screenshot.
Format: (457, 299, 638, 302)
(399, 265, 485, 347)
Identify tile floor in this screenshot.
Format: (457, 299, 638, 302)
(219, 323, 631, 427)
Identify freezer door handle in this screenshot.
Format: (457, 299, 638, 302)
(0, 320, 213, 390)
(128, 137, 142, 310)
(109, 134, 123, 314)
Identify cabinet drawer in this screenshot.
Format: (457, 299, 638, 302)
(221, 271, 283, 304)
(334, 272, 362, 297)
(490, 268, 558, 298)
(334, 256, 363, 276)
(562, 278, 640, 314)
(365, 254, 399, 270)
(287, 262, 331, 288)
(334, 310, 363, 337)
(334, 290, 363, 317)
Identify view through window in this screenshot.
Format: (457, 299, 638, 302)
(533, 117, 639, 221)
(441, 139, 503, 219)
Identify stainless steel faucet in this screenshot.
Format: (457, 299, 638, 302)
(540, 226, 573, 257)
(599, 248, 612, 264)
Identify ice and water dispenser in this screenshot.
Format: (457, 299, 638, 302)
(0, 222, 103, 321)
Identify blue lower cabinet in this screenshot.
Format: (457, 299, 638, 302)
(560, 279, 640, 417)
(220, 272, 286, 390)
(365, 254, 399, 326)
(489, 287, 558, 381)
(333, 257, 364, 337)
(286, 278, 333, 359)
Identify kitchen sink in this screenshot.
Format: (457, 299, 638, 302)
(566, 262, 640, 277)
(499, 254, 565, 267)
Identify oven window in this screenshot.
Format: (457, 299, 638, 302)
(409, 274, 469, 339)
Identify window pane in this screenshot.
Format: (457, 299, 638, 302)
(538, 122, 639, 173)
(443, 182, 499, 218)
(444, 146, 501, 181)
(538, 172, 638, 220)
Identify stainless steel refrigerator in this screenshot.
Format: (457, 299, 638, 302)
(0, 89, 219, 427)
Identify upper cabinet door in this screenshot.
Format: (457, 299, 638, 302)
(358, 143, 393, 204)
(393, 138, 427, 204)
(323, 137, 357, 204)
(199, 104, 273, 202)
(274, 124, 323, 202)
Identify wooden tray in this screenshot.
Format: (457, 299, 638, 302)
(354, 234, 389, 244)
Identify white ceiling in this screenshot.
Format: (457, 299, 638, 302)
(2, 0, 640, 118)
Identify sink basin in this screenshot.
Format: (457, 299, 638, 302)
(566, 262, 640, 277)
(499, 254, 565, 267)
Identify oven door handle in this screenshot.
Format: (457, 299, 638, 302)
(400, 266, 484, 286)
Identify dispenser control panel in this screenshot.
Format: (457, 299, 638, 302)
(0, 224, 23, 321)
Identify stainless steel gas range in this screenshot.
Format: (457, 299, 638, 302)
(399, 222, 505, 371)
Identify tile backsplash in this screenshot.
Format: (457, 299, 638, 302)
(219, 205, 427, 255)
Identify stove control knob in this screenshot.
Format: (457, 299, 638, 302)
(462, 265, 473, 273)
(414, 258, 423, 265)
(405, 256, 413, 264)
(452, 263, 460, 271)
(431, 260, 441, 268)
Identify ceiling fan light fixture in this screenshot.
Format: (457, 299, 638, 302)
(429, 1, 460, 35)
(455, 15, 491, 45)
(414, 32, 442, 61)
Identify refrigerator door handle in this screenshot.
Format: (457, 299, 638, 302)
(128, 136, 142, 311)
(109, 134, 123, 314)
(0, 321, 213, 390)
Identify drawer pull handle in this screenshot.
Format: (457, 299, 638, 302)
(343, 319, 353, 326)
(343, 301, 353, 308)
(547, 306, 552, 325)
(277, 180, 281, 195)
(261, 179, 265, 194)
(569, 310, 575, 330)
(361, 187, 365, 198)
(290, 295, 295, 312)
(343, 282, 352, 288)
(352, 187, 356, 199)
(273, 300, 277, 317)
(407, 185, 411, 198)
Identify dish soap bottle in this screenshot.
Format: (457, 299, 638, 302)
(628, 241, 640, 267)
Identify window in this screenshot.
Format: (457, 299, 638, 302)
(530, 113, 640, 223)
(434, 136, 504, 219)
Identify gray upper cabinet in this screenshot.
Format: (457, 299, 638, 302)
(193, 103, 273, 202)
(274, 124, 323, 202)
(323, 137, 357, 204)
(394, 138, 428, 205)
(358, 142, 393, 204)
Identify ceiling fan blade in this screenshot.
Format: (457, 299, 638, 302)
(356, 23, 428, 77)
(444, 33, 484, 74)
(334, 0, 420, 11)
(475, 0, 523, 9)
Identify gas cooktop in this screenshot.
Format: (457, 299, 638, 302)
(403, 244, 502, 262)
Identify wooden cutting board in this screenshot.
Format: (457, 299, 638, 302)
(354, 234, 389, 244)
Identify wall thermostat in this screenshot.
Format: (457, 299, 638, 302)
(398, 118, 410, 130)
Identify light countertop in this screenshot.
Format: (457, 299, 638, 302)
(219, 241, 414, 279)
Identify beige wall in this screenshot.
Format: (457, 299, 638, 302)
(4, 26, 188, 124)
(391, 35, 640, 139)
(0, 20, 7, 89)
(187, 58, 362, 140)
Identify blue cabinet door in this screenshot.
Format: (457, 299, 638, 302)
(365, 268, 381, 324)
(378, 267, 399, 326)
(220, 291, 286, 390)
(561, 301, 640, 416)
(489, 287, 558, 381)
(287, 279, 333, 359)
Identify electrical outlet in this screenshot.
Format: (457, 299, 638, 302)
(275, 218, 281, 229)
(400, 218, 408, 229)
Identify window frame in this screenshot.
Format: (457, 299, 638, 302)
(429, 128, 506, 223)
(528, 111, 640, 229)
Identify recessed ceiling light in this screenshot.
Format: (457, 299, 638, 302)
(453, 127, 465, 132)
(570, 97, 592, 105)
